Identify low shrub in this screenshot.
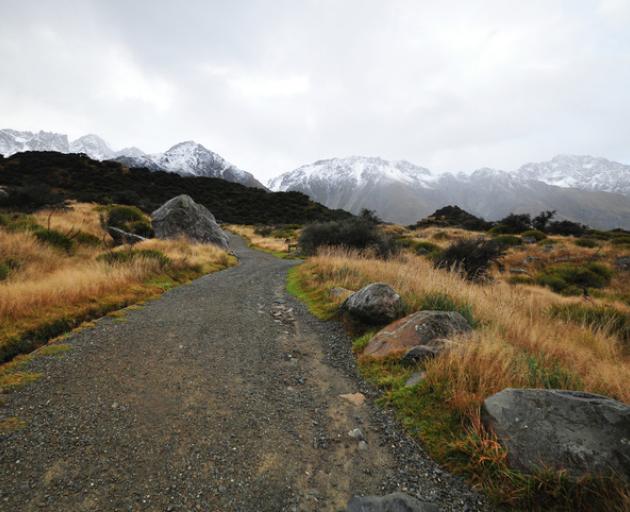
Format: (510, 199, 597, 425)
(33, 229, 75, 253)
(492, 213, 532, 234)
(434, 238, 506, 281)
(106, 205, 145, 227)
(74, 231, 103, 246)
(127, 220, 154, 238)
(574, 238, 599, 248)
(611, 236, 630, 246)
(508, 275, 535, 286)
(397, 239, 441, 257)
(298, 219, 395, 257)
(493, 234, 522, 247)
(0, 263, 10, 281)
(520, 229, 546, 241)
(546, 220, 587, 237)
(536, 262, 613, 294)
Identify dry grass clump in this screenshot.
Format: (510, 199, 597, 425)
(0, 203, 235, 361)
(303, 248, 629, 406)
(226, 224, 292, 254)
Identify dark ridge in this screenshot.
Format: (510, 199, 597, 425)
(410, 205, 493, 231)
(0, 151, 352, 224)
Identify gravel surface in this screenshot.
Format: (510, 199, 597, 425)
(0, 236, 491, 511)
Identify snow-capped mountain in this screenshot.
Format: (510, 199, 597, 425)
(0, 129, 69, 155)
(0, 129, 265, 189)
(153, 141, 264, 188)
(69, 134, 115, 161)
(516, 155, 630, 197)
(269, 156, 630, 229)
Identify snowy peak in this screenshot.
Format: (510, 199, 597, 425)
(0, 128, 265, 189)
(516, 154, 630, 195)
(0, 129, 69, 156)
(268, 156, 436, 192)
(70, 134, 114, 160)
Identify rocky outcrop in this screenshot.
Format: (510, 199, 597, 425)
(151, 195, 229, 249)
(346, 493, 438, 512)
(482, 388, 630, 481)
(363, 311, 471, 359)
(342, 283, 403, 324)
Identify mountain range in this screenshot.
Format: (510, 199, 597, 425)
(269, 155, 630, 229)
(3, 128, 630, 229)
(0, 129, 265, 189)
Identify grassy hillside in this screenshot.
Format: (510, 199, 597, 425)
(0, 151, 352, 224)
(278, 220, 630, 511)
(0, 202, 235, 364)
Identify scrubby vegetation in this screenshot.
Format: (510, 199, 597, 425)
(298, 218, 395, 257)
(288, 245, 630, 510)
(434, 238, 506, 281)
(0, 151, 352, 224)
(0, 202, 235, 363)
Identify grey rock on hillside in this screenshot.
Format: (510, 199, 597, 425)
(482, 388, 630, 481)
(343, 283, 404, 325)
(151, 195, 230, 249)
(346, 492, 439, 512)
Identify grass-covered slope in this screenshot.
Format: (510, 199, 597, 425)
(0, 151, 352, 224)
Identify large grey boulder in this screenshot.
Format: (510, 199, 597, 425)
(343, 283, 403, 325)
(151, 195, 229, 249)
(363, 311, 471, 359)
(482, 388, 630, 481)
(346, 493, 438, 512)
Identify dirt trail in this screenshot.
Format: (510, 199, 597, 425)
(0, 236, 488, 511)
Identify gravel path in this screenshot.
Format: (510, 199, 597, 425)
(0, 236, 490, 511)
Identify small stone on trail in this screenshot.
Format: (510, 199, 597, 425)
(358, 441, 368, 451)
(340, 392, 366, 407)
(348, 428, 365, 441)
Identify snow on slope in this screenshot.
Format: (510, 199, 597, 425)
(269, 156, 436, 191)
(0, 129, 264, 189)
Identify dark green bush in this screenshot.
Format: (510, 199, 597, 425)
(546, 220, 587, 237)
(298, 218, 395, 257)
(74, 231, 103, 246)
(611, 236, 630, 246)
(107, 205, 145, 229)
(493, 234, 523, 247)
(397, 238, 441, 257)
(536, 262, 613, 294)
(127, 220, 154, 238)
(574, 238, 599, 248)
(508, 275, 535, 285)
(0, 262, 10, 281)
(492, 213, 532, 234)
(434, 238, 506, 281)
(520, 229, 546, 241)
(34, 229, 75, 253)
(549, 303, 630, 352)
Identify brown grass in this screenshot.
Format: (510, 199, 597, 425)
(302, 248, 629, 407)
(226, 224, 290, 253)
(0, 203, 235, 361)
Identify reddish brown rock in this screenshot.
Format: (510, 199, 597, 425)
(362, 310, 471, 359)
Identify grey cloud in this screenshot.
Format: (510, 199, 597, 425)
(0, 0, 628, 181)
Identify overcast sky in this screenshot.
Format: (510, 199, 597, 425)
(1, 0, 629, 181)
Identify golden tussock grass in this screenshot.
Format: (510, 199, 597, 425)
(226, 224, 292, 254)
(0, 203, 235, 361)
(303, 248, 629, 407)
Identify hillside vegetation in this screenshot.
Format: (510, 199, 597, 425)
(0, 202, 235, 364)
(0, 151, 352, 224)
(281, 211, 630, 511)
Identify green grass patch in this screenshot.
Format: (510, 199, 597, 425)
(536, 262, 613, 295)
(33, 228, 75, 253)
(416, 291, 478, 327)
(286, 265, 338, 320)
